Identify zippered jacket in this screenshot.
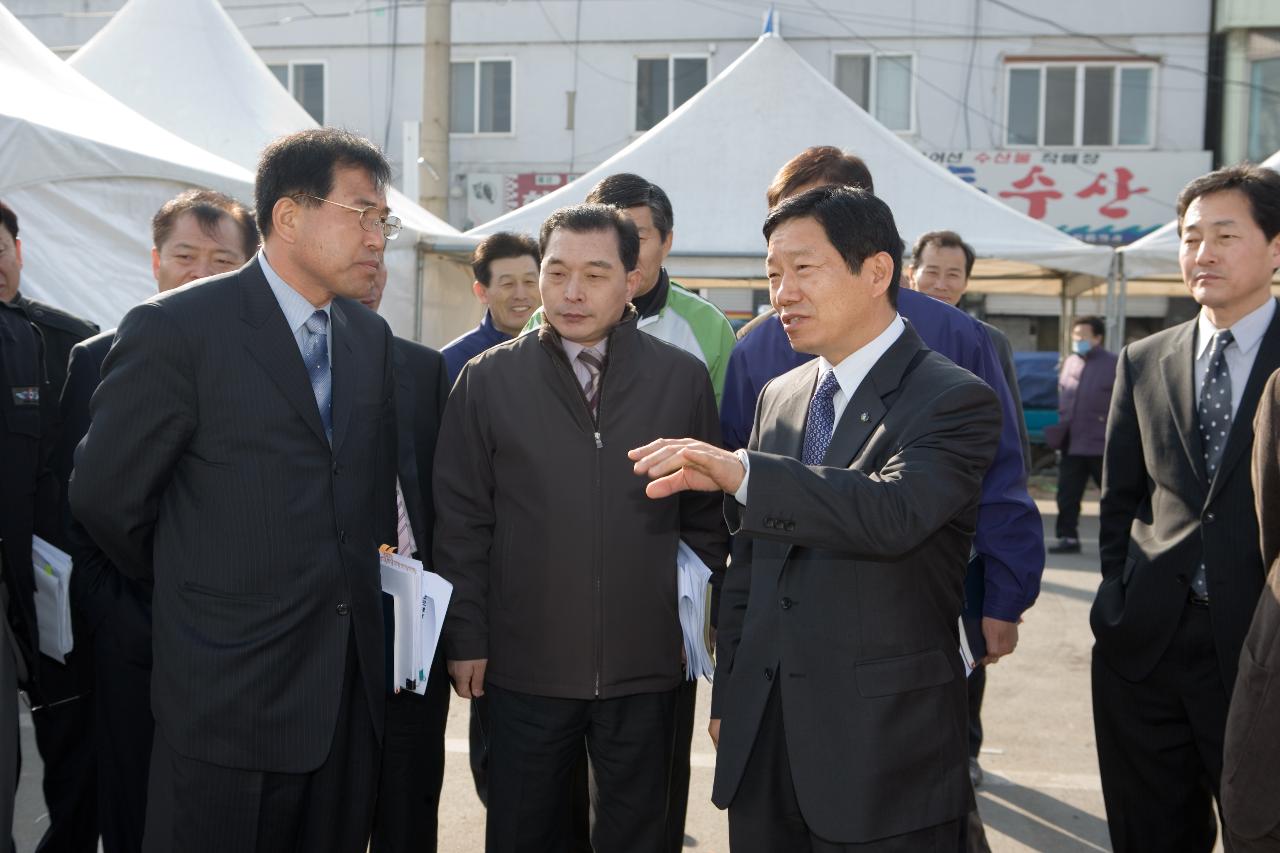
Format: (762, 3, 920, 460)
(433, 307, 729, 699)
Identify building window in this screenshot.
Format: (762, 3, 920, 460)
(266, 61, 326, 124)
(1004, 62, 1155, 148)
(833, 53, 915, 132)
(450, 59, 514, 134)
(1248, 31, 1280, 162)
(635, 56, 708, 131)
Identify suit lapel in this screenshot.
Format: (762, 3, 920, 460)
(239, 263, 329, 448)
(767, 361, 820, 460)
(1208, 300, 1280, 504)
(1159, 321, 1207, 492)
(822, 325, 925, 468)
(329, 300, 356, 454)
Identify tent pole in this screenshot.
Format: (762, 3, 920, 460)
(1103, 253, 1119, 350)
(1060, 277, 1071, 360)
(414, 245, 425, 343)
(1116, 257, 1130, 348)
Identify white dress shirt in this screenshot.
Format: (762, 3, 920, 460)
(561, 337, 609, 389)
(734, 315, 907, 505)
(1193, 297, 1276, 419)
(259, 249, 332, 367)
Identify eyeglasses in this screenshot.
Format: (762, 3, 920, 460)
(300, 195, 402, 240)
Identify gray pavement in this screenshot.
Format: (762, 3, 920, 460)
(10, 499, 1227, 852)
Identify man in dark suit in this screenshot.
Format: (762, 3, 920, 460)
(0, 296, 49, 846)
(1094, 164, 1280, 852)
(1, 197, 102, 853)
(70, 128, 399, 853)
(60, 188, 258, 853)
(1222, 367, 1280, 852)
(631, 186, 1002, 850)
(359, 262, 453, 853)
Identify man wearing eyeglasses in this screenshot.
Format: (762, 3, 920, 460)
(71, 128, 400, 853)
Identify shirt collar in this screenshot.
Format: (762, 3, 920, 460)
(561, 337, 608, 365)
(259, 249, 330, 335)
(817, 314, 907, 399)
(1195, 297, 1276, 359)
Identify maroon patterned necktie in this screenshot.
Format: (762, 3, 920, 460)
(577, 347, 604, 416)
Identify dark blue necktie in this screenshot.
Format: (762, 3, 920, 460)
(302, 310, 332, 443)
(801, 369, 840, 465)
(1191, 328, 1233, 600)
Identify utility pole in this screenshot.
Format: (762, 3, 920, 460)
(420, 0, 450, 218)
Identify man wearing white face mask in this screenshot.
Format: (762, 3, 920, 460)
(1046, 316, 1118, 553)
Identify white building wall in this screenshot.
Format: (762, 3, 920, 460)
(14, 0, 1213, 230)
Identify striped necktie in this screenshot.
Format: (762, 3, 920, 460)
(577, 346, 604, 417)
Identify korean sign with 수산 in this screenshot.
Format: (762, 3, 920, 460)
(928, 150, 1213, 246)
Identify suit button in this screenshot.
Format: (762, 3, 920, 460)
(336, 603, 350, 615)
(764, 667, 773, 681)
(780, 597, 793, 610)
(1204, 512, 1216, 523)
(338, 530, 348, 545)
(333, 463, 341, 476)
(785, 521, 796, 532)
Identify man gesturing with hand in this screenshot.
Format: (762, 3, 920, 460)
(631, 187, 1000, 852)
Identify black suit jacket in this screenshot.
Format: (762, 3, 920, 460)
(1094, 301, 1280, 690)
(710, 325, 1002, 843)
(1222, 367, 1280, 842)
(69, 259, 397, 773)
(0, 300, 46, 680)
(391, 338, 448, 559)
(59, 330, 154, 680)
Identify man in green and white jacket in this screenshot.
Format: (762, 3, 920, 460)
(525, 174, 735, 408)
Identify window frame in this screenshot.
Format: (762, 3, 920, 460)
(830, 51, 917, 135)
(449, 56, 517, 138)
(632, 53, 710, 134)
(1002, 60, 1158, 150)
(266, 59, 329, 125)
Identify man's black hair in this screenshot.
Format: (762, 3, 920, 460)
(255, 128, 391, 239)
(763, 185, 902, 307)
(585, 173, 674, 240)
(538, 204, 640, 272)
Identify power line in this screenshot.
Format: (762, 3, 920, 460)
(985, 0, 1280, 100)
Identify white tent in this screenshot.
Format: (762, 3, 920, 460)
(469, 33, 1114, 296)
(69, 0, 478, 344)
(0, 2, 257, 328)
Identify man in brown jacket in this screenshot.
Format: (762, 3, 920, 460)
(433, 203, 727, 853)
(1223, 366, 1280, 852)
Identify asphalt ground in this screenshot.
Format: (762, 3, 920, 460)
(11, 496, 1228, 852)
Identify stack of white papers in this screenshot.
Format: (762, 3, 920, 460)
(379, 549, 453, 695)
(677, 540, 715, 683)
(958, 616, 978, 677)
(31, 536, 74, 663)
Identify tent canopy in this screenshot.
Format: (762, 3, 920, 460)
(469, 33, 1113, 291)
(69, 0, 473, 254)
(0, 3, 257, 326)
